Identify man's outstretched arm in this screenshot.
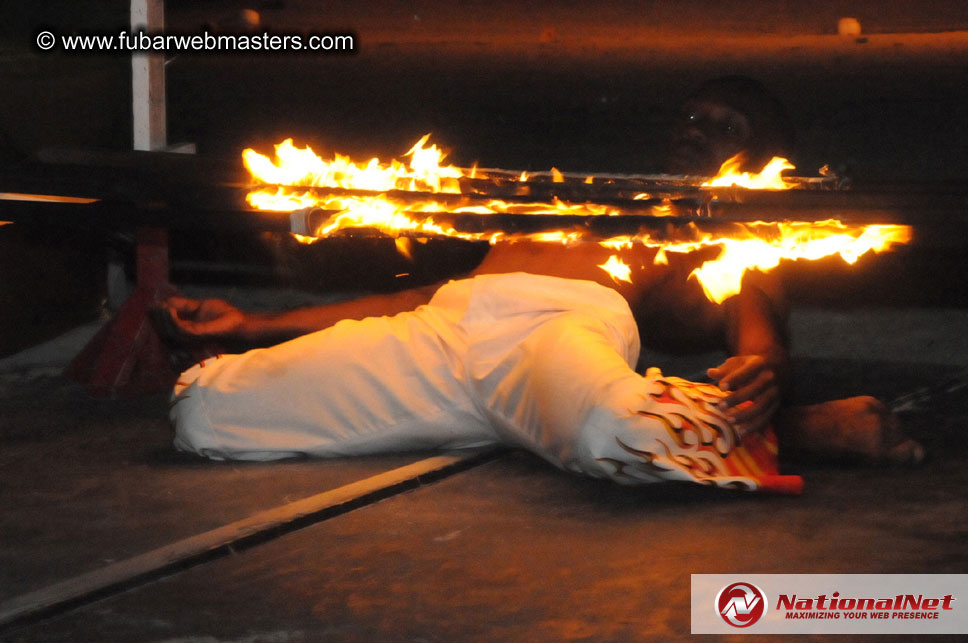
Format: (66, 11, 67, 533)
(706, 274, 790, 434)
(156, 280, 446, 346)
(710, 274, 925, 465)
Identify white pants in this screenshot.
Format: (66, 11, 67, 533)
(171, 273, 800, 492)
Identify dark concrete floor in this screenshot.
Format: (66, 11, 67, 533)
(0, 375, 431, 600)
(1, 312, 967, 641)
(14, 442, 968, 642)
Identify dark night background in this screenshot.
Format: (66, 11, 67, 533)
(1, 0, 967, 354)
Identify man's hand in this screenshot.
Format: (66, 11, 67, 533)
(707, 354, 781, 434)
(154, 297, 248, 343)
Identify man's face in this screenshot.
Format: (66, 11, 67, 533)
(665, 100, 752, 175)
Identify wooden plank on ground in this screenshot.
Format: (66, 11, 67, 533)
(0, 447, 505, 631)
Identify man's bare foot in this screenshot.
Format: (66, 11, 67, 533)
(775, 396, 926, 465)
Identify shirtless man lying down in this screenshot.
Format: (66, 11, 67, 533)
(156, 78, 922, 491)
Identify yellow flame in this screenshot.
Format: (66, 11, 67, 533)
(598, 255, 632, 283)
(291, 233, 319, 245)
(243, 136, 911, 304)
(247, 188, 319, 211)
(630, 221, 912, 304)
(395, 236, 414, 260)
(702, 155, 797, 190)
(244, 136, 605, 257)
(551, 167, 564, 183)
(243, 135, 463, 195)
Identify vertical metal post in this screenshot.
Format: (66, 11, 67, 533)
(131, 0, 166, 151)
(66, 0, 181, 395)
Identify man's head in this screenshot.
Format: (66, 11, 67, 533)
(664, 76, 794, 176)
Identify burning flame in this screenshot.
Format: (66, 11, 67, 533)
(589, 220, 910, 303)
(702, 155, 796, 190)
(244, 137, 619, 233)
(599, 255, 632, 283)
(394, 237, 414, 260)
(243, 136, 911, 305)
(677, 221, 911, 303)
(243, 134, 463, 195)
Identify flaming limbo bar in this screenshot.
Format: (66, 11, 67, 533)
(0, 153, 965, 245)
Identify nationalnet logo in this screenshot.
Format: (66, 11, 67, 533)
(693, 574, 967, 634)
(776, 590, 955, 621)
(716, 582, 766, 627)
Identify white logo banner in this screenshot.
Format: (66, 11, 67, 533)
(692, 574, 967, 634)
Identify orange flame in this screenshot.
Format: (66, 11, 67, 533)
(243, 137, 911, 305)
(702, 155, 796, 190)
(243, 134, 463, 195)
(592, 221, 910, 303)
(244, 137, 618, 233)
(598, 255, 632, 283)
(677, 221, 912, 303)
(394, 237, 414, 260)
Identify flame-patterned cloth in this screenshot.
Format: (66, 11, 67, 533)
(171, 273, 801, 493)
(587, 368, 802, 493)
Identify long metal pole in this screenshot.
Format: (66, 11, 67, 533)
(131, 0, 166, 151)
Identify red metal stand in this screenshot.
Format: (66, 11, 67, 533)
(66, 227, 179, 397)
